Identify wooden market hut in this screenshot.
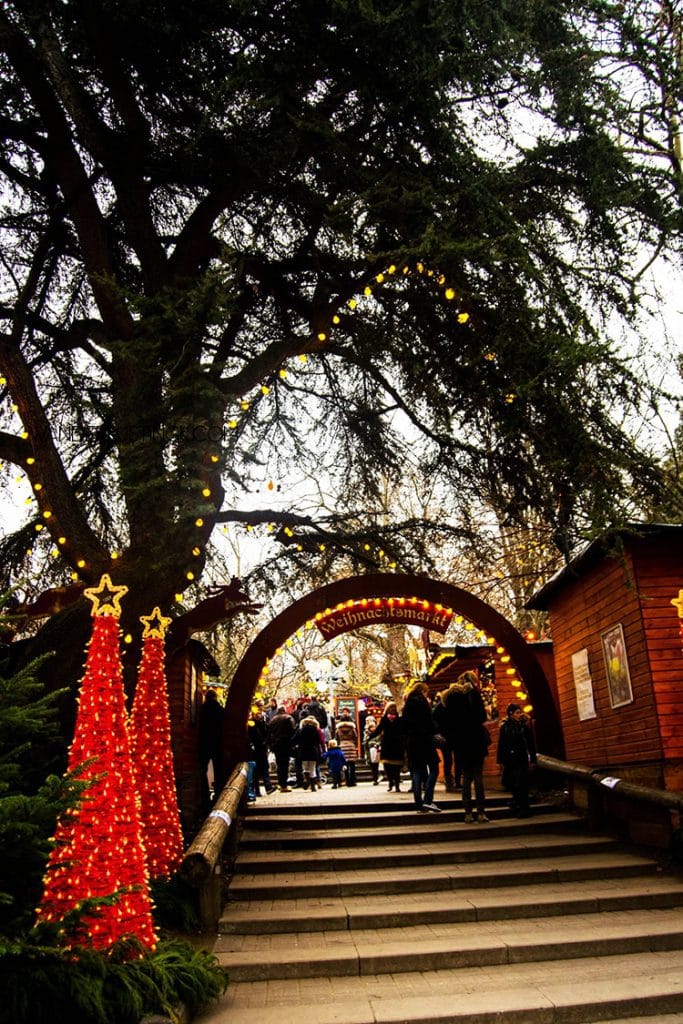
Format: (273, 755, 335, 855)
(526, 523, 683, 839)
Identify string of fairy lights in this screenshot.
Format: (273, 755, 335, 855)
(1, 260, 512, 597)
(248, 595, 535, 721)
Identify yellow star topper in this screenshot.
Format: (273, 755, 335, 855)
(140, 606, 172, 639)
(671, 589, 683, 619)
(83, 574, 128, 618)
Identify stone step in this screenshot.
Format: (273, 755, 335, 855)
(242, 795, 541, 827)
(228, 849, 660, 900)
(194, 950, 683, 1023)
(583, 1017, 683, 1024)
(219, 875, 683, 934)
(234, 832, 619, 874)
(237, 809, 581, 848)
(213, 907, 683, 981)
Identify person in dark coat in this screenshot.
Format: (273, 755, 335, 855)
(296, 714, 324, 791)
(442, 670, 490, 822)
(306, 696, 329, 732)
(248, 707, 275, 796)
(497, 703, 537, 816)
(432, 692, 458, 791)
(267, 705, 297, 792)
(401, 681, 441, 813)
(198, 688, 225, 810)
(368, 701, 405, 791)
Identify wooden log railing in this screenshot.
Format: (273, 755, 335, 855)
(537, 753, 683, 848)
(538, 754, 683, 813)
(180, 761, 249, 930)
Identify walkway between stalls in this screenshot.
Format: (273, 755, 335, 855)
(195, 776, 683, 1024)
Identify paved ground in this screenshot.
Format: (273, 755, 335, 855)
(249, 770, 508, 810)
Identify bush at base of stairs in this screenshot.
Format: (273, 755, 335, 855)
(0, 936, 228, 1024)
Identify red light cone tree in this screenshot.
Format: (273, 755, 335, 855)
(36, 575, 157, 950)
(129, 607, 184, 879)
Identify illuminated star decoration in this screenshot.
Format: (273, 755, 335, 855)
(84, 574, 129, 618)
(671, 590, 683, 619)
(140, 606, 172, 639)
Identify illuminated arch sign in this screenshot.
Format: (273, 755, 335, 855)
(224, 573, 564, 772)
(315, 596, 453, 640)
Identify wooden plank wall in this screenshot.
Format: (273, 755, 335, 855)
(631, 536, 683, 790)
(547, 547, 663, 782)
(167, 651, 203, 835)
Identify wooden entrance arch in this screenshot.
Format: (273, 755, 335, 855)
(223, 573, 564, 772)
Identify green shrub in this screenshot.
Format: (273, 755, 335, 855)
(0, 936, 228, 1024)
(149, 875, 200, 935)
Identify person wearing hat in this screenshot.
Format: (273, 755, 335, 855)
(363, 714, 381, 785)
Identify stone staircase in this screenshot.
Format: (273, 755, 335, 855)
(195, 784, 683, 1024)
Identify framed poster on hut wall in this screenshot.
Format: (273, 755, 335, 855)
(600, 623, 634, 709)
(571, 648, 596, 721)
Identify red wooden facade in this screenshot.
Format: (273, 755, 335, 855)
(527, 525, 683, 794)
(166, 639, 220, 834)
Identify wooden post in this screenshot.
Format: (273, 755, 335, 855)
(180, 761, 248, 928)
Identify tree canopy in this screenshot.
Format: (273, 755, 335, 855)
(0, 0, 681, 646)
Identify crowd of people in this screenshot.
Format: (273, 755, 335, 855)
(201, 674, 537, 817)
